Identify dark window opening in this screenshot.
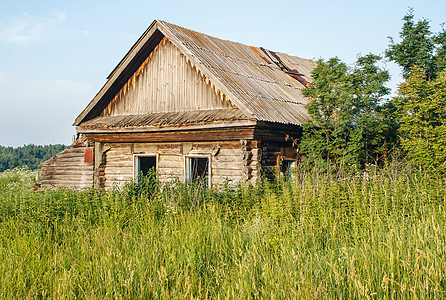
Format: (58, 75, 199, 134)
(188, 157, 209, 184)
(137, 156, 157, 177)
(280, 159, 296, 180)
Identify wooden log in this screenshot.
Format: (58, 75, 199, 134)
(41, 179, 93, 186)
(212, 169, 242, 176)
(251, 170, 262, 177)
(158, 161, 184, 168)
(211, 177, 244, 186)
(212, 149, 243, 156)
(104, 161, 133, 168)
(104, 175, 133, 182)
(84, 127, 255, 143)
(251, 148, 262, 156)
(133, 143, 158, 153)
(105, 154, 131, 160)
(212, 161, 242, 170)
(158, 143, 181, 150)
(158, 148, 182, 154)
(103, 168, 134, 176)
(41, 170, 93, 177)
(42, 157, 86, 164)
(41, 164, 93, 171)
(159, 174, 184, 181)
(158, 169, 183, 176)
(213, 156, 243, 163)
(250, 161, 261, 170)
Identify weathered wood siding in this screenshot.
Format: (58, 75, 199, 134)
(39, 140, 296, 190)
(40, 147, 94, 189)
(259, 141, 297, 180)
(98, 141, 246, 190)
(101, 37, 234, 117)
(100, 144, 133, 190)
(244, 140, 262, 185)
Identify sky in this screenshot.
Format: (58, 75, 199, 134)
(1, 0, 445, 147)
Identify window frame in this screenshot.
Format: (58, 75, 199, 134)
(184, 154, 212, 187)
(280, 158, 297, 181)
(133, 153, 158, 182)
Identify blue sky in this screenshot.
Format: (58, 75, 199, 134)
(1, 0, 445, 146)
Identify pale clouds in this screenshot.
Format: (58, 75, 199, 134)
(0, 10, 66, 44)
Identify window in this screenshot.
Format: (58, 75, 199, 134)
(186, 156, 210, 186)
(134, 155, 157, 180)
(280, 159, 296, 181)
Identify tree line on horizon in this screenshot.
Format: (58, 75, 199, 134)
(0, 144, 68, 172)
(300, 8, 446, 173)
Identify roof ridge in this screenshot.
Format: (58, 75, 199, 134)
(74, 20, 315, 127)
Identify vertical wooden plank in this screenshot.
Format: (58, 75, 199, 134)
(94, 142, 102, 188)
(98, 39, 232, 117)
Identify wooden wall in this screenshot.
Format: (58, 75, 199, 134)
(39, 140, 297, 190)
(259, 141, 298, 180)
(98, 141, 247, 190)
(101, 37, 234, 117)
(40, 147, 94, 189)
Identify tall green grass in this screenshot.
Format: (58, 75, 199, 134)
(0, 166, 445, 298)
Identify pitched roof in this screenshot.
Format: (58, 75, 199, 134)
(74, 20, 315, 127)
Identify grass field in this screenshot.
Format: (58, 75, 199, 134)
(0, 165, 445, 299)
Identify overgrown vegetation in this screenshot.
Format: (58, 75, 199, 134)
(386, 9, 446, 173)
(300, 9, 446, 173)
(0, 9, 445, 299)
(1, 166, 445, 298)
(0, 144, 67, 172)
(301, 54, 394, 168)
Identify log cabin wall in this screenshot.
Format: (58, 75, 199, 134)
(249, 140, 262, 185)
(39, 139, 297, 190)
(97, 141, 246, 190)
(259, 141, 298, 180)
(40, 147, 94, 189)
(239, 140, 262, 185)
(100, 37, 234, 117)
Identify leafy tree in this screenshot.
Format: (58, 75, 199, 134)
(387, 9, 446, 172)
(386, 8, 446, 80)
(433, 28, 446, 72)
(396, 67, 446, 172)
(300, 54, 393, 168)
(300, 57, 351, 166)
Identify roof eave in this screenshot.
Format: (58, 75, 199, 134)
(74, 20, 258, 127)
(73, 20, 162, 126)
(76, 119, 258, 134)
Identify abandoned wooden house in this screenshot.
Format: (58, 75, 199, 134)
(40, 20, 316, 190)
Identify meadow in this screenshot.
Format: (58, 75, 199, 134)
(0, 164, 445, 299)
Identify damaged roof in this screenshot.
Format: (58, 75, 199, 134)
(74, 20, 316, 127)
(79, 109, 248, 130)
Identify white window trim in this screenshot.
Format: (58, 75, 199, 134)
(184, 154, 212, 187)
(133, 153, 159, 182)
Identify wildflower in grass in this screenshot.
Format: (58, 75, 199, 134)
(268, 236, 283, 252)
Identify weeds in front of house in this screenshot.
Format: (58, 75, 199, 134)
(0, 165, 445, 298)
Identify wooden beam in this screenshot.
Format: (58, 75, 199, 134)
(76, 120, 257, 134)
(254, 121, 302, 141)
(84, 127, 255, 143)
